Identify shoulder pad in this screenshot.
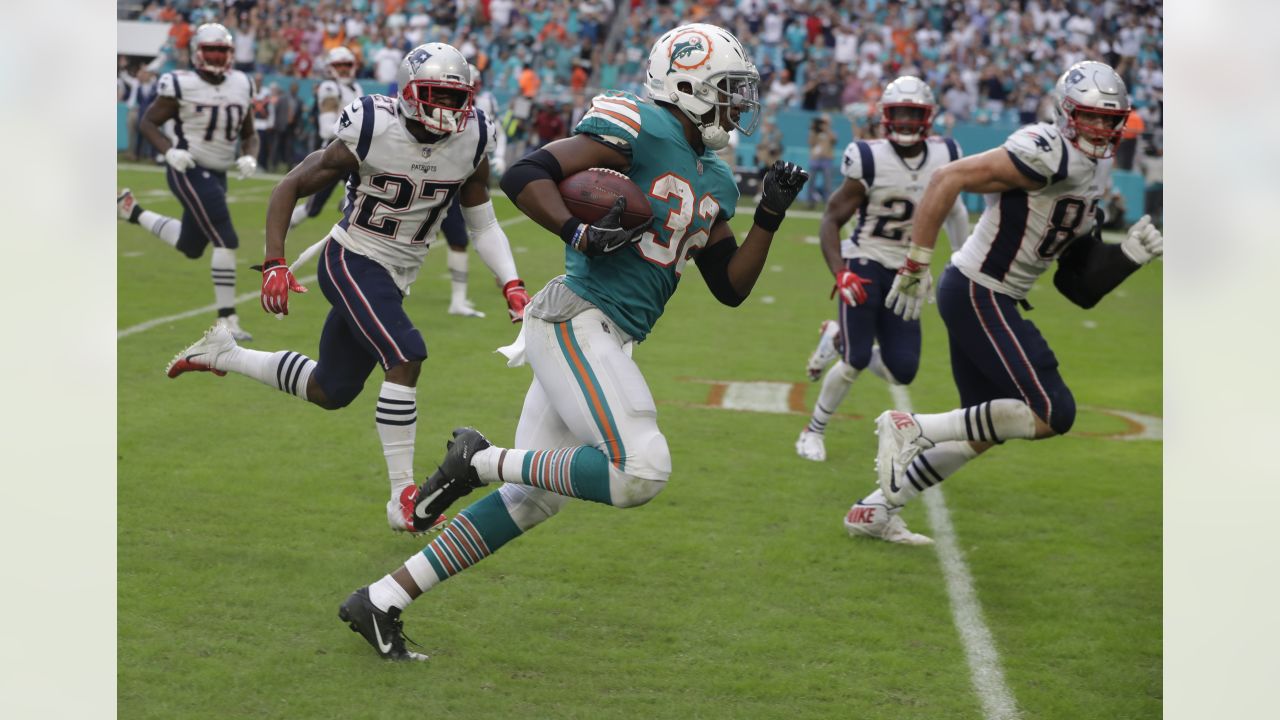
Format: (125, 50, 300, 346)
(840, 141, 875, 185)
(157, 72, 181, 99)
(335, 95, 394, 161)
(1004, 124, 1068, 185)
(317, 80, 340, 99)
(932, 136, 963, 161)
(576, 93, 642, 144)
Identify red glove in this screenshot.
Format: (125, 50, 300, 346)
(260, 257, 308, 315)
(830, 269, 872, 307)
(503, 279, 530, 323)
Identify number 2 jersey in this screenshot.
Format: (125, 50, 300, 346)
(565, 92, 740, 342)
(156, 69, 253, 172)
(328, 94, 489, 291)
(951, 123, 1112, 300)
(840, 136, 963, 268)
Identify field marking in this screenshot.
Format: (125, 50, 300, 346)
(888, 383, 1023, 720)
(117, 216, 529, 340)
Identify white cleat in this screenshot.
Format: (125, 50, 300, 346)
(874, 410, 933, 505)
(795, 429, 827, 462)
(387, 486, 447, 534)
(165, 322, 236, 378)
(448, 299, 485, 318)
(805, 319, 841, 381)
(844, 497, 933, 545)
(217, 313, 253, 342)
(117, 188, 137, 222)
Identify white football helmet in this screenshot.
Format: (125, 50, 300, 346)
(644, 23, 761, 150)
(880, 76, 936, 146)
(396, 43, 474, 134)
(1052, 60, 1131, 159)
(326, 46, 357, 83)
(190, 23, 234, 77)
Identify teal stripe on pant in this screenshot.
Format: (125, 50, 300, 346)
(422, 491, 523, 580)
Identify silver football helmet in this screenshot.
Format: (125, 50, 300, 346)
(1052, 60, 1131, 159)
(644, 23, 761, 150)
(396, 43, 474, 134)
(190, 23, 234, 77)
(880, 76, 936, 146)
(326, 46, 357, 84)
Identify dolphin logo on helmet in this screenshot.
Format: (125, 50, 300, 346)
(668, 36, 709, 74)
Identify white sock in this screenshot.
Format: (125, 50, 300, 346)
(806, 361, 858, 434)
(376, 381, 417, 497)
(289, 204, 309, 228)
(913, 399, 1038, 444)
(218, 347, 316, 400)
(368, 574, 413, 612)
(447, 249, 469, 305)
(211, 247, 237, 313)
(893, 441, 980, 504)
(471, 445, 527, 484)
(139, 210, 180, 247)
(866, 346, 898, 384)
(404, 551, 441, 594)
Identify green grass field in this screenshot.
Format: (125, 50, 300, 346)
(117, 164, 1161, 719)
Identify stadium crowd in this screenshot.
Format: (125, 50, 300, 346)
(118, 0, 1161, 193)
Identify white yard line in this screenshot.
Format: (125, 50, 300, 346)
(888, 383, 1023, 720)
(117, 216, 529, 340)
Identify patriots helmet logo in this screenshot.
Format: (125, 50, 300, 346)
(1066, 68, 1085, 86)
(407, 48, 432, 73)
(667, 31, 712, 74)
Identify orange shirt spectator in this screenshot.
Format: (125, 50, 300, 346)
(518, 65, 541, 98)
(170, 20, 193, 55)
(322, 30, 347, 53)
(383, 0, 406, 13)
(1121, 109, 1145, 140)
(538, 20, 567, 45)
(570, 65, 589, 93)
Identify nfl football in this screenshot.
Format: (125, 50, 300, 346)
(558, 168, 653, 230)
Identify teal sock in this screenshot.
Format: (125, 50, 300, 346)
(519, 446, 613, 505)
(421, 491, 524, 582)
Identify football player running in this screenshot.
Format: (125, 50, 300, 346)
(117, 23, 259, 341)
(335, 23, 808, 661)
(860, 61, 1162, 543)
(287, 46, 364, 229)
(164, 43, 531, 536)
(796, 77, 969, 479)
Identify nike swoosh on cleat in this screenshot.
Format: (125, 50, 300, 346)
(371, 616, 393, 654)
(414, 487, 445, 518)
(888, 466, 901, 494)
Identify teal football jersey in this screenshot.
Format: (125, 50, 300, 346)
(564, 92, 739, 342)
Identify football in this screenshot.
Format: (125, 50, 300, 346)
(558, 168, 653, 230)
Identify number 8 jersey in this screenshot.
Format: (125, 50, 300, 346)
(951, 123, 1112, 300)
(157, 69, 253, 172)
(329, 94, 489, 291)
(841, 136, 963, 269)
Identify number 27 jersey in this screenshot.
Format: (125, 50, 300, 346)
(329, 95, 489, 291)
(951, 123, 1112, 300)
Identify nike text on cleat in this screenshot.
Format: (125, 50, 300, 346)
(165, 323, 237, 378)
(874, 410, 932, 504)
(805, 319, 841, 381)
(337, 586, 428, 661)
(843, 498, 933, 545)
(795, 429, 827, 462)
(116, 188, 137, 222)
(411, 427, 491, 531)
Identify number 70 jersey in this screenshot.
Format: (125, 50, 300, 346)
(157, 69, 253, 172)
(329, 94, 489, 291)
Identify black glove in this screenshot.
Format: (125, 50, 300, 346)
(755, 160, 809, 232)
(560, 196, 653, 257)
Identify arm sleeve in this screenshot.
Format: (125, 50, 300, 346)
(943, 196, 970, 251)
(694, 237, 746, 307)
(1052, 234, 1142, 309)
(462, 201, 518, 284)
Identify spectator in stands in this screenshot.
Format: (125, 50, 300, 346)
(518, 62, 540, 98)
(807, 115, 838, 207)
(252, 77, 276, 170)
(232, 16, 256, 73)
(532, 100, 566, 149)
(1115, 107, 1145, 171)
(756, 119, 784, 187)
(766, 67, 798, 109)
(271, 81, 301, 172)
(132, 69, 159, 162)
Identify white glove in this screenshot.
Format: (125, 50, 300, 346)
(235, 155, 258, 180)
(164, 147, 195, 172)
(1120, 214, 1163, 265)
(885, 245, 935, 321)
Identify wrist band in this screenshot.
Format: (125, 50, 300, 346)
(559, 218, 584, 248)
(753, 205, 784, 233)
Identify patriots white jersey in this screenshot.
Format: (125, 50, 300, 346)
(329, 94, 490, 291)
(316, 79, 364, 135)
(157, 69, 253, 172)
(952, 123, 1112, 299)
(840, 136, 963, 269)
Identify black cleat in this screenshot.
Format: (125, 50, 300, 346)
(338, 587, 428, 661)
(411, 427, 491, 531)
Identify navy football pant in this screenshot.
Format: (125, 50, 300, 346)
(839, 258, 921, 385)
(936, 265, 1076, 435)
(312, 239, 428, 408)
(165, 165, 238, 258)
